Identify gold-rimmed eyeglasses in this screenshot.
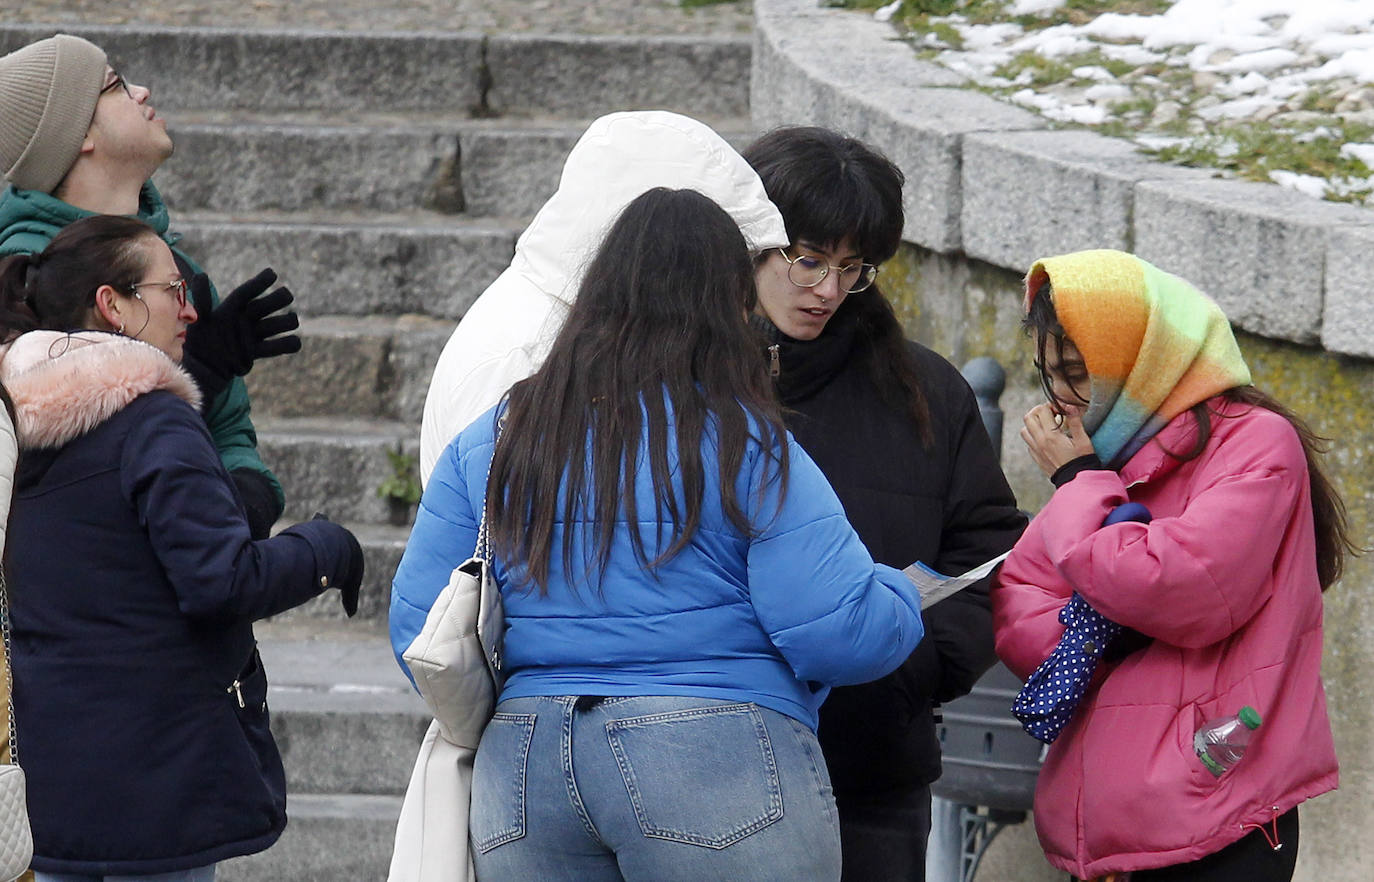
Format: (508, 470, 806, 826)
(130, 277, 189, 309)
(775, 248, 878, 294)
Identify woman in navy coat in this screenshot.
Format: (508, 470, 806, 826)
(0, 216, 364, 880)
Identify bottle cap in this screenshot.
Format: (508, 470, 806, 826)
(1239, 706, 1262, 729)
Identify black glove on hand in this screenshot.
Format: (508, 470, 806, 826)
(182, 268, 302, 393)
(312, 512, 365, 618)
(231, 468, 283, 541)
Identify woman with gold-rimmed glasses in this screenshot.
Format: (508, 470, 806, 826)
(744, 127, 1027, 882)
(0, 215, 365, 882)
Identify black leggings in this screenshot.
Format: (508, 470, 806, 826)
(1130, 807, 1299, 882)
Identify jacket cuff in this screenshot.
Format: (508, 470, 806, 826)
(1051, 453, 1106, 488)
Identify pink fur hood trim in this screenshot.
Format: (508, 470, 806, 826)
(0, 330, 202, 450)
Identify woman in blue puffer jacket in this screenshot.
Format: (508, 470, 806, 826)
(390, 188, 924, 882)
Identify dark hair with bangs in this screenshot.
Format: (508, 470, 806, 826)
(1023, 284, 1360, 591)
(742, 126, 905, 262)
(487, 188, 791, 594)
(743, 127, 930, 442)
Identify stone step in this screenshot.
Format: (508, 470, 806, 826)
(0, 25, 748, 120)
(174, 212, 517, 322)
(217, 793, 401, 882)
(258, 627, 430, 795)
(256, 416, 416, 524)
(484, 33, 750, 120)
(158, 115, 757, 218)
(269, 522, 411, 625)
(0, 24, 483, 116)
(159, 117, 475, 216)
(244, 314, 452, 424)
(159, 117, 573, 218)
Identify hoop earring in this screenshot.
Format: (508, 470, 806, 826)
(117, 322, 125, 335)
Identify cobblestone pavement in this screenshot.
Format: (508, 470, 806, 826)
(6, 0, 754, 35)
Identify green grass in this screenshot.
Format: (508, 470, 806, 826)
(993, 48, 1137, 84)
(1143, 122, 1374, 190)
(994, 51, 1075, 86)
(1108, 96, 1158, 117)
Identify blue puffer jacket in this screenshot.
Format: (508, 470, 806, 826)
(390, 403, 925, 730)
(2, 331, 358, 876)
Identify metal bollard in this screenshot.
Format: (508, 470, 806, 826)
(961, 356, 1006, 461)
(926, 357, 1038, 882)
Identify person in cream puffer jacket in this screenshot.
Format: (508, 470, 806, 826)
(417, 110, 790, 485)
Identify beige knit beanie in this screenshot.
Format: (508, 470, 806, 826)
(0, 34, 108, 194)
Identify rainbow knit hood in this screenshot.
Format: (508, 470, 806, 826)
(1024, 249, 1252, 469)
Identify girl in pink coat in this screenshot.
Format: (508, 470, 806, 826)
(993, 249, 1355, 881)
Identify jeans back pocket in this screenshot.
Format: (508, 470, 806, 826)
(471, 712, 537, 852)
(605, 702, 783, 849)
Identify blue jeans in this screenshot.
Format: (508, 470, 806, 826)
(35, 866, 215, 882)
(471, 695, 841, 882)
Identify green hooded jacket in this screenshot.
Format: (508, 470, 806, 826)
(0, 181, 284, 508)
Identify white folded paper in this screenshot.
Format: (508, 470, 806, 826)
(903, 551, 1011, 609)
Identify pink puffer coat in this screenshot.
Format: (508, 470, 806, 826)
(993, 398, 1338, 878)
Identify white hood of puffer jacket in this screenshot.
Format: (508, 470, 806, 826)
(418, 111, 788, 485)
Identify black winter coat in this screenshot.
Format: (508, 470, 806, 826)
(759, 303, 1026, 795)
(2, 332, 356, 875)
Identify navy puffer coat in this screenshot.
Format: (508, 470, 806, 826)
(1, 331, 356, 875)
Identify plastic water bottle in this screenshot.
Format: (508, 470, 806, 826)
(1194, 706, 1262, 776)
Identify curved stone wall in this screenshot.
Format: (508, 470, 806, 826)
(752, 0, 1374, 355)
(752, 3, 1373, 880)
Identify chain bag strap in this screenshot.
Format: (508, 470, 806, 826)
(0, 569, 35, 882)
(476, 408, 510, 563)
(474, 412, 505, 688)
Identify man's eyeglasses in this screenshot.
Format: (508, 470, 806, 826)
(99, 72, 131, 100)
(131, 278, 189, 309)
(776, 248, 878, 294)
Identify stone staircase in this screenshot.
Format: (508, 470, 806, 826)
(0, 20, 753, 881)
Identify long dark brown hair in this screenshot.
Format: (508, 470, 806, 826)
(487, 188, 790, 594)
(1025, 287, 1359, 590)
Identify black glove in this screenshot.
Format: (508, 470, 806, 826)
(312, 512, 364, 618)
(182, 269, 301, 397)
(231, 468, 283, 540)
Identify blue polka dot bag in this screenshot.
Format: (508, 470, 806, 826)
(1011, 593, 1123, 743)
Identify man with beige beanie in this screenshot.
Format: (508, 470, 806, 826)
(0, 33, 297, 539)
